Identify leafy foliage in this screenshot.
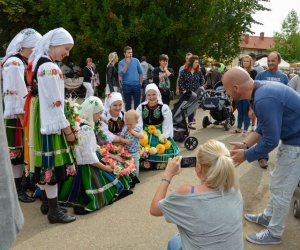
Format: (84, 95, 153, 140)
(0, 0, 269, 84)
(272, 9, 300, 62)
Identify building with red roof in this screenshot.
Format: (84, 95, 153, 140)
(232, 32, 274, 66)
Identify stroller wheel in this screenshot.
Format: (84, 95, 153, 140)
(202, 116, 210, 128)
(293, 199, 300, 218)
(224, 118, 231, 131)
(230, 113, 235, 126)
(184, 137, 198, 151)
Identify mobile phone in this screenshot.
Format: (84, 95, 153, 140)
(180, 157, 197, 168)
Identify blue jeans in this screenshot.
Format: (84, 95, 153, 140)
(123, 84, 141, 111)
(167, 233, 182, 250)
(263, 144, 300, 237)
(236, 100, 250, 131)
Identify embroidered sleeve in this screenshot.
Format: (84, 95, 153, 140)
(75, 125, 99, 164)
(2, 57, 28, 118)
(37, 62, 69, 134)
(162, 104, 173, 138)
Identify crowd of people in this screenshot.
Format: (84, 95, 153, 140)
(1, 26, 300, 250)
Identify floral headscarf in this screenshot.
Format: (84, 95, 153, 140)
(79, 96, 104, 127)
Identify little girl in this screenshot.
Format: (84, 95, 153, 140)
(120, 110, 144, 176)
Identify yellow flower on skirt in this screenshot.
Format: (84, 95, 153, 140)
(147, 125, 156, 134)
(156, 144, 166, 154)
(140, 136, 148, 147)
(164, 140, 171, 150)
(149, 147, 157, 154)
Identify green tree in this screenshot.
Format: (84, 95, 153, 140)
(0, 0, 270, 87)
(272, 9, 300, 62)
(0, 0, 43, 51)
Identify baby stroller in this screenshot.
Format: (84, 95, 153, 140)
(293, 182, 300, 218)
(172, 88, 205, 150)
(62, 63, 85, 98)
(200, 81, 235, 131)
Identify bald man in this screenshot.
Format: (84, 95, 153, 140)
(254, 51, 289, 168)
(222, 67, 300, 245)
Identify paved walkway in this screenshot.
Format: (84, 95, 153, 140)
(12, 107, 300, 250)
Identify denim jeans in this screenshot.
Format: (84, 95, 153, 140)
(263, 143, 300, 237)
(236, 100, 250, 131)
(123, 84, 141, 111)
(167, 233, 182, 250)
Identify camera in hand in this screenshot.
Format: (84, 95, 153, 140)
(180, 157, 197, 168)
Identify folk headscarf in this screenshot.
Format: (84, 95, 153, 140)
(3, 28, 42, 62)
(79, 96, 104, 127)
(104, 92, 123, 112)
(143, 83, 163, 105)
(29, 27, 74, 71)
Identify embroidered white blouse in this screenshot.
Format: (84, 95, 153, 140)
(75, 124, 100, 165)
(2, 57, 28, 119)
(37, 59, 69, 134)
(136, 104, 174, 138)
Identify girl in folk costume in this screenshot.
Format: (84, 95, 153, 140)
(2, 28, 42, 202)
(28, 27, 76, 224)
(59, 97, 124, 215)
(99, 92, 140, 189)
(137, 84, 180, 170)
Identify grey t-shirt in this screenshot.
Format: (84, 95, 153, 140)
(288, 75, 300, 94)
(159, 189, 243, 250)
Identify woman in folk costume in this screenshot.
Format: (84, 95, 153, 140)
(99, 92, 140, 189)
(28, 27, 76, 224)
(59, 97, 124, 215)
(137, 83, 180, 170)
(2, 28, 41, 202)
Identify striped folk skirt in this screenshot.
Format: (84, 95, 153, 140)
(59, 165, 124, 212)
(24, 96, 38, 172)
(33, 98, 74, 184)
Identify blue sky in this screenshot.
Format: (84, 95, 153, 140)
(251, 0, 300, 37)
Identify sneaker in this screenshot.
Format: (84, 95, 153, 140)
(244, 213, 270, 227)
(259, 159, 268, 169)
(246, 229, 281, 245)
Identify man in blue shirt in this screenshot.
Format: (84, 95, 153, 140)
(256, 51, 289, 84)
(223, 67, 300, 245)
(255, 51, 289, 169)
(118, 46, 143, 111)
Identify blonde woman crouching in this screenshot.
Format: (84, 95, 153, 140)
(150, 139, 243, 250)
